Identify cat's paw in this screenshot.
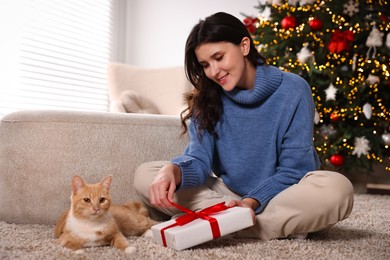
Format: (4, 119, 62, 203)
(74, 249, 85, 254)
(125, 246, 137, 254)
(141, 229, 153, 238)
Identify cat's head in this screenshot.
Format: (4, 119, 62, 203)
(70, 175, 113, 219)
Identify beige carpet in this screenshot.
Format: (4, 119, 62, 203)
(1, 194, 389, 260)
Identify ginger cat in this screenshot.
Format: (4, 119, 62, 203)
(55, 175, 156, 254)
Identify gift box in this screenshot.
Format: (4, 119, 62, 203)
(151, 203, 254, 250)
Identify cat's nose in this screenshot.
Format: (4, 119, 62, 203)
(93, 208, 100, 212)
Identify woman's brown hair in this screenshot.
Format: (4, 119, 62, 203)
(181, 12, 266, 137)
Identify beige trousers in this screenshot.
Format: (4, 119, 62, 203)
(133, 161, 354, 240)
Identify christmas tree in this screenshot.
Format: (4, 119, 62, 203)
(243, 0, 390, 174)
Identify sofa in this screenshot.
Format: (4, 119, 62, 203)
(0, 63, 191, 225)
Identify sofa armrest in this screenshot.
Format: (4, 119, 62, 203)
(0, 110, 188, 225)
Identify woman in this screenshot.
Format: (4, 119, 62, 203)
(134, 12, 354, 240)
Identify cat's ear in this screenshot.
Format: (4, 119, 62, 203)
(101, 175, 113, 191)
(72, 176, 85, 194)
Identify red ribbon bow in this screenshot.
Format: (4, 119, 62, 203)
(327, 29, 355, 53)
(243, 17, 259, 33)
(160, 201, 230, 247)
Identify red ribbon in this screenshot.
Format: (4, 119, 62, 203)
(160, 201, 230, 247)
(243, 17, 259, 33)
(327, 29, 355, 53)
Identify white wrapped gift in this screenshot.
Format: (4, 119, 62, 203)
(151, 204, 254, 250)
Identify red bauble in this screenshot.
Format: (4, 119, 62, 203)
(309, 18, 323, 31)
(330, 154, 345, 167)
(330, 112, 340, 122)
(281, 16, 297, 30)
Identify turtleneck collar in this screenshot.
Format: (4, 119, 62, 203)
(223, 65, 282, 105)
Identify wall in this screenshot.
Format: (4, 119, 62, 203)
(125, 0, 260, 68)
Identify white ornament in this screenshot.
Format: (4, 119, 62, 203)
(343, 0, 359, 17)
(382, 132, 390, 145)
(386, 33, 390, 48)
(366, 74, 380, 85)
(314, 109, 320, 124)
(325, 83, 337, 101)
(299, 0, 315, 5)
(352, 54, 357, 71)
(366, 23, 384, 58)
(362, 103, 372, 119)
(366, 23, 383, 47)
(352, 136, 370, 158)
(320, 125, 336, 137)
(297, 44, 313, 64)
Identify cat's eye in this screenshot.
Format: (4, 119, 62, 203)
(83, 198, 91, 203)
(100, 198, 106, 203)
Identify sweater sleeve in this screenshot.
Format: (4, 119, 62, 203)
(244, 82, 320, 213)
(171, 119, 215, 189)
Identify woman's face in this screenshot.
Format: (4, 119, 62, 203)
(195, 38, 254, 91)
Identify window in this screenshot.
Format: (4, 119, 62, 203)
(0, 0, 122, 117)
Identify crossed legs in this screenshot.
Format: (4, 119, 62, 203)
(133, 161, 354, 240)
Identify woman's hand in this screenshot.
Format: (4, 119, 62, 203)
(149, 164, 182, 208)
(228, 198, 259, 224)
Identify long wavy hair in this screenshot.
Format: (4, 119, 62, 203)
(181, 12, 266, 137)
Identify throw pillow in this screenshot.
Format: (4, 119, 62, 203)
(120, 90, 160, 114)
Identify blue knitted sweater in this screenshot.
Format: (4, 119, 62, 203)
(172, 65, 320, 213)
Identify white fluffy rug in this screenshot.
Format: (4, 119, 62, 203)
(1, 194, 389, 260)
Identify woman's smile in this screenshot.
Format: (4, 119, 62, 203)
(217, 74, 229, 84)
